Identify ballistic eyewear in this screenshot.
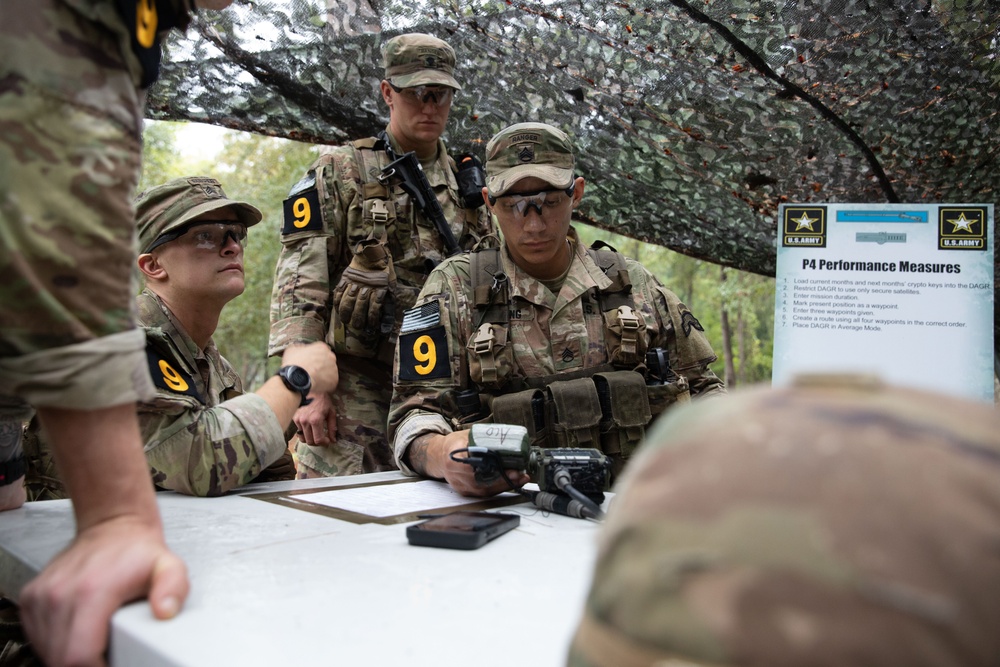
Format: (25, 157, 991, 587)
(146, 221, 248, 253)
(488, 186, 576, 218)
(389, 83, 455, 107)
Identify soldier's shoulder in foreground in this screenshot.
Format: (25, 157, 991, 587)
(569, 374, 1000, 667)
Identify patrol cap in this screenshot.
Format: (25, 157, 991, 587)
(383, 33, 461, 90)
(485, 122, 575, 198)
(568, 375, 1000, 667)
(136, 177, 262, 253)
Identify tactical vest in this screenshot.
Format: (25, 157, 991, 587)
(462, 241, 691, 478)
(351, 135, 482, 285)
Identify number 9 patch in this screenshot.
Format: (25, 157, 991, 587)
(398, 326, 450, 381)
(146, 347, 203, 401)
(282, 187, 322, 234)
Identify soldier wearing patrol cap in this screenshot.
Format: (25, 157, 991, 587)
(568, 375, 1000, 667)
(268, 32, 494, 478)
(24, 177, 340, 499)
(388, 122, 725, 497)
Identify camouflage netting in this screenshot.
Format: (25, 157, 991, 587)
(147, 0, 1000, 346)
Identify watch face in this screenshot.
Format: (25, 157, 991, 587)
(287, 367, 309, 388)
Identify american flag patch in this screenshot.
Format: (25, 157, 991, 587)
(400, 300, 441, 334)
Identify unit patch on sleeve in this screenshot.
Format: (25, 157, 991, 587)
(398, 301, 451, 381)
(146, 346, 203, 402)
(282, 172, 323, 234)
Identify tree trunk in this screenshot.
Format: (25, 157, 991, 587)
(720, 266, 736, 388)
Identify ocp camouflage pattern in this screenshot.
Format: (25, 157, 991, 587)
(389, 229, 725, 471)
(24, 290, 292, 499)
(568, 376, 1000, 667)
(269, 129, 493, 476)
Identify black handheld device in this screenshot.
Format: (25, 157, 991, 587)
(406, 511, 520, 550)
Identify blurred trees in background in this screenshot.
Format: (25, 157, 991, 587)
(141, 122, 775, 390)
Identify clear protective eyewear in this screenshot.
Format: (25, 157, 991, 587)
(389, 83, 454, 108)
(489, 186, 575, 218)
(146, 221, 248, 253)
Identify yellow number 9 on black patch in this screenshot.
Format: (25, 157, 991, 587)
(398, 326, 450, 381)
(282, 188, 322, 234)
(145, 348, 203, 401)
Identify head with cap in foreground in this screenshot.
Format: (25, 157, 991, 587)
(483, 122, 583, 280)
(568, 375, 1000, 667)
(136, 176, 262, 318)
(380, 32, 461, 157)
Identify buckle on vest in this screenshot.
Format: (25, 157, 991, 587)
(473, 323, 495, 354)
(369, 199, 389, 226)
(617, 305, 639, 332)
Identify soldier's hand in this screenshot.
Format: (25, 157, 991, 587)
(418, 431, 529, 498)
(280, 342, 339, 396)
(333, 266, 391, 333)
(293, 392, 338, 447)
(333, 239, 396, 336)
(20, 515, 188, 667)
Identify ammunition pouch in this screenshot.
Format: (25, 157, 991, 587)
(491, 388, 549, 448)
(467, 322, 514, 387)
(594, 371, 651, 469)
(604, 304, 647, 367)
(547, 378, 603, 450)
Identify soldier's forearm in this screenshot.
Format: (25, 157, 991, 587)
(405, 432, 448, 479)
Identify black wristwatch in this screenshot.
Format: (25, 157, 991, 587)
(277, 365, 313, 407)
(0, 455, 25, 487)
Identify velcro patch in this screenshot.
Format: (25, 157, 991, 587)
(401, 301, 441, 334)
(282, 186, 323, 234)
(146, 348, 203, 401)
(398, 325, 450, 381)
(680, 310, 705, 337)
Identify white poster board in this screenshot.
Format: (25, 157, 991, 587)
(772, 203, 994, 402)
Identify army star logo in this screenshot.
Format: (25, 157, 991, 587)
(791, 212, 818, 231)
(946, 212, 976, 233)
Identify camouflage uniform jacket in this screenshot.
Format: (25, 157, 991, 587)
(389, 229, 725, 473)
(268, 128, 494, 365)
(137, 289, 289, 496)
(61, 0, 194, 89)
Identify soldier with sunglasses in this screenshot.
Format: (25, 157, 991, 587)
(24, 177, 340, 500)
(389, 123, 725, 498)
(269, 33, 493, 479)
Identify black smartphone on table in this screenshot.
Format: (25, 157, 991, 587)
(406, 511, 520, 550)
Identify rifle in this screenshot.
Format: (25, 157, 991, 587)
(377, 146, 461, 257)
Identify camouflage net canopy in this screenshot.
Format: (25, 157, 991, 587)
(149, 0, 999, 329)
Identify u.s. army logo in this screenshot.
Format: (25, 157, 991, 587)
(938, 206, 987, 250)
(782, 206, 827, 248)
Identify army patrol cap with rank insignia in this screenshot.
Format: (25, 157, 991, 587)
(136, 176, 263, 253)
(383, 33, 461, 90)
(485, 122, 576, 198)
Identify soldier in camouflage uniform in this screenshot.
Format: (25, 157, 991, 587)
(0, 1, 234, 665)
(568, 375, 1000, 667)
(23, 177, 340, 499)
(269, 33, 494, 478)
(388, 122, 725, 497)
